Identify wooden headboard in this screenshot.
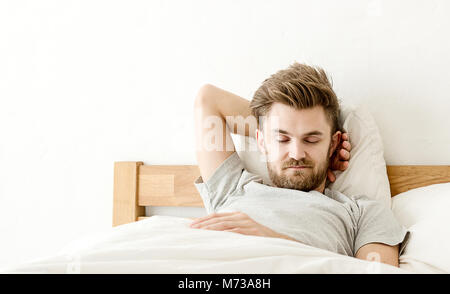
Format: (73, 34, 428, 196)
(112, 162, 450, 226)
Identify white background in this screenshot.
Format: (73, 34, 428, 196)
(1, 0, 449, 268)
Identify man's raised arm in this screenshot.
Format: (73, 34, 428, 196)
(194, 84, 257, 182)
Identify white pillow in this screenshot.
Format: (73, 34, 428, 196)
(231, 103, 392, 208)
(392, 183, 450, 274)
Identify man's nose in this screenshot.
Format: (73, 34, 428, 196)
(288, 141, 307, 161)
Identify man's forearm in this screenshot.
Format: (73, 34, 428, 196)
(199, 84, 258, 138)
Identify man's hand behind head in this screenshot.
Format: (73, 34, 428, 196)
(327, 132, 351, 183)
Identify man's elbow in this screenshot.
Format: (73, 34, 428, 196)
(355, 243, 400, 268)
(194, 83, 216, 109)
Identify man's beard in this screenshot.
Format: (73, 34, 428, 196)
(266, 144, 331, 192)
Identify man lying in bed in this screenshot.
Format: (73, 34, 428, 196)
(191, 62, 408, 268)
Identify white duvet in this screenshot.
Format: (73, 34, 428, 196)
(2, 216, 414, 274)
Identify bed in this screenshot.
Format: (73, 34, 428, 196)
(3, 161, 448, 274)
(3, 97, 450, 274)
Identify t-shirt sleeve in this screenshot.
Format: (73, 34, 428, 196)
(193, 152, 262, 214)
(353, 194, 410, 256)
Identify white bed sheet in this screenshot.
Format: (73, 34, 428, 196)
(1, 215, 417, 274)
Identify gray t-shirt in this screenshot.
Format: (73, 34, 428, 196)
(194, 152, 409, 257)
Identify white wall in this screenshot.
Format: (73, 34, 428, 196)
(1, 0, 449, 268)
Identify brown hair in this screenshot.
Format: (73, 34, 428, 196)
(250, 62, 341, 136)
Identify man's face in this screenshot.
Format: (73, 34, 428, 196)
(256, 103, 339, 193)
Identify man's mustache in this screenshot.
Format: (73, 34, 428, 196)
(282, 161, 314, 169)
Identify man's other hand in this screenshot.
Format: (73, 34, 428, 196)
(190, 212, 297, 242)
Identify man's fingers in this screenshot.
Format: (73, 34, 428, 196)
(191, 215, 238, 228)
(337, 160, 349, 171)
(190, 212, 238, 226)
(342, 141, 351, 151)
(190, 212, 247, 228)
(339, 149, 350, 161)
(198, 220, 240, 231)
(327, 169, 336, 183)
(340, 132, 351, 152)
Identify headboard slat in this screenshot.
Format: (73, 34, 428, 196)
(387, 165, 450, 196)
(113, 161, 145, 226)
(138, 165, 203, 207)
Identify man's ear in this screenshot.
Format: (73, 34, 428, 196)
(329, 131, 342, 158)
(256, 128, 266, 154)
